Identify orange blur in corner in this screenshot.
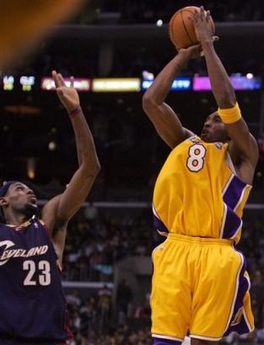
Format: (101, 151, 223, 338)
(0, 0, 87, 71)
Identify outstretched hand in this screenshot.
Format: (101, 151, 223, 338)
(52, 70, 80, 113)
(192, 6, 216, 45)
(180, 6, 219, 60)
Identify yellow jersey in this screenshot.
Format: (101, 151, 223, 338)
(153, 135, 251, 243)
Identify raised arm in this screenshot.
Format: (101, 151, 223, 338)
(41, 71, 100, 261)
(142, 49, 199, 149)
(194, 7, 259, 182)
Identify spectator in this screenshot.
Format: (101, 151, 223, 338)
(116, 278, 133, 323)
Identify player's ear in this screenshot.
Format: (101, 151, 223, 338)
(0, 197, 8, 207)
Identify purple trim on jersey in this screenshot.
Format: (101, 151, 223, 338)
(153, 337, 181, 345)
(222, 206, 242, 239)
(223, 176, 247, 209)
(224, 251, 251, 335)
(153, 215, 169, 235)
(222, 176, 247, 239)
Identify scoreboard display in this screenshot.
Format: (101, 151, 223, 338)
(1, 75, 262, 92)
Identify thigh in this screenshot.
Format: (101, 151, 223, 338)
(190, 244, 254, 339)
(151, 239, 191, 341)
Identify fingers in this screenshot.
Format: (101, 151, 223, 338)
(52, 70, 75, 89)
(198, 6, 211, 21)
(200, 6, 208, 15)
(70, 76, 74, 88)
(52, 70, 64, 88)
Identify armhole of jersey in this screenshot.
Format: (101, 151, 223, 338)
(39, 218, 61, 269)
(56, 259, 63, 273)
(39, 219, 54, 241)
(225, 144, 237, 176)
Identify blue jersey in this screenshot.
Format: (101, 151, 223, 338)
(0, 217, 71, 344)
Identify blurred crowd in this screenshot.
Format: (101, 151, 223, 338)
(57, 204, 264, 344)
(65, 281, 151, 345)
(61, 204, 155, 282)
(77, 0, 264, 24)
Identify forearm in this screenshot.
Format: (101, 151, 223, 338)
(202, 40, 236, 108)
(69, 108, 100, 175)
(144, 50, 190, 104)
(142, 50, 194, 148)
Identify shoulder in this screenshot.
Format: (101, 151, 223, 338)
(40, 195, 62, 237)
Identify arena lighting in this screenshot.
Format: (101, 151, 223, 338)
(142, 70, 154, 80)
(230, 75, 262, 90)
(3, 75, 15, 90)
(4, 105, 40, 115)
(20, 75, 35, 91)
(92, 78, 141, 92)
(193, 76, 262, 91)
(246, 73, 254, 79)
(2, 75, 35, 91)
(41, 77, 91, 91)
(156, 19, 163, 26)
(27, 157, 36, 179)
(142, 77, 192, 91)
(48, 141, 57, 151)
(1, 75, 262, 92)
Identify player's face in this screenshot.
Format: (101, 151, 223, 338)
(4, 182, 38, 216)
(200, 111, 228, 143)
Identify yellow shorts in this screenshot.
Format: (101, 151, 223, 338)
(151, 234, 254, 342)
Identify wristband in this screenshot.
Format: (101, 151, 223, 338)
(218, 102, 242, 124)
(68, 106, 82, 118)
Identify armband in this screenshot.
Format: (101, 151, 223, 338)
(218, 102, 242, 124)
(68, 106, 82, 118)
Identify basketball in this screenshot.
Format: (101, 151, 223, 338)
(168, 6, 215, 50)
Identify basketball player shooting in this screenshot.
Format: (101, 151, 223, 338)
(142, 6, 259, 345)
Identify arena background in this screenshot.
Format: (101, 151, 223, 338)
(0, 1, 264, 343)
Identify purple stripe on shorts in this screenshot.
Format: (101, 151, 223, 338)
(153, 337, 181, 345)
(224, 252, 251, 335)
(153, 215, 169, 234)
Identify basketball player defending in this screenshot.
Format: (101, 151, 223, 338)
(142, 7, 259, 345)
(0, 71, 100, 344)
